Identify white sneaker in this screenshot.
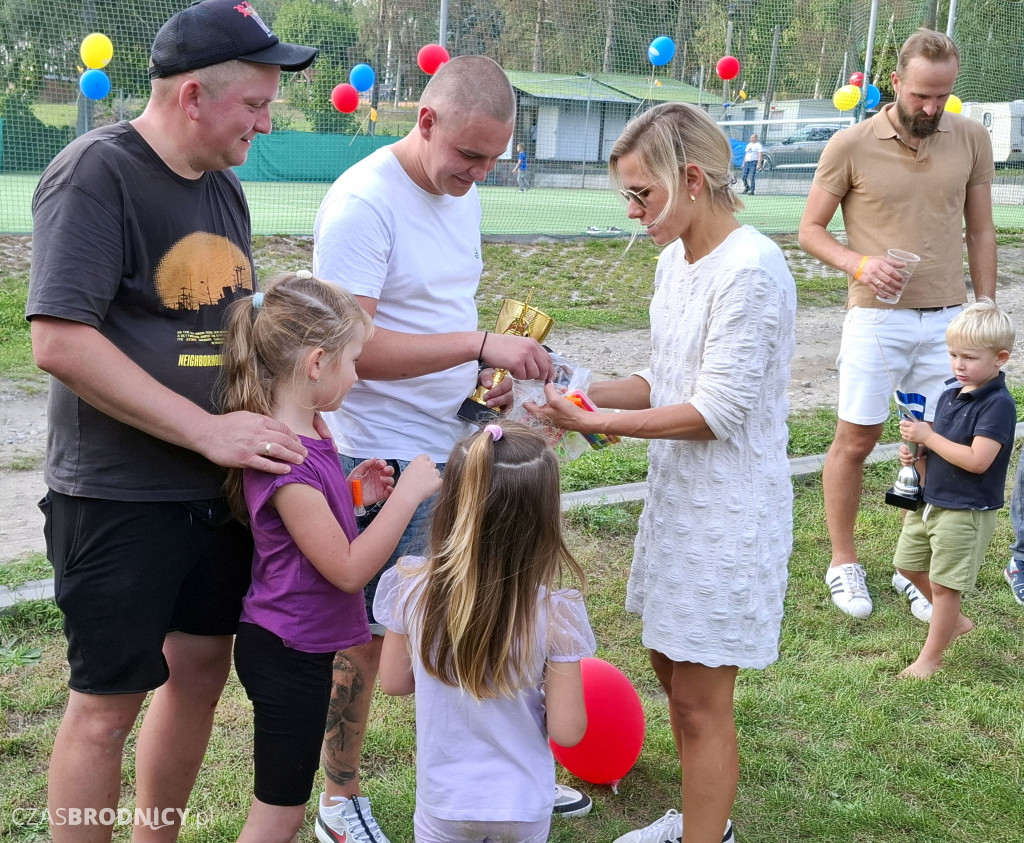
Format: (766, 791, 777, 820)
(825, 563, 873, 618)
(612, 809, 734, 843)
(612, 810, 682, 843)
(316, 793, 391, 843)
(892, 571, 932, 622)
(553, 783, 593, 817)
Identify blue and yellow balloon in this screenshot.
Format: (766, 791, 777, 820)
(79, 69, 111, 100)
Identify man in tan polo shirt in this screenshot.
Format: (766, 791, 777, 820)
(798, 28, 996, 621)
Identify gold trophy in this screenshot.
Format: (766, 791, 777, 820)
(458, 294, 553, 426)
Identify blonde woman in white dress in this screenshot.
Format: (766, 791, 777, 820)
(530, 102, 796, 843)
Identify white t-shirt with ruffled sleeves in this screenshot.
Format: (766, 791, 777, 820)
(373, 558, 596, 823)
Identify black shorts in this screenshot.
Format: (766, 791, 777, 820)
(233, 622, 335, 806)
(41, 491, 252, 695)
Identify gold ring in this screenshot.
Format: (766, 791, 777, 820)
(264, 442, 271, 456)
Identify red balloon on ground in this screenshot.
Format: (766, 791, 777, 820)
(716, 55, 740, 81)
(550, 657, 645, 786)
(849, 71, 865, 87)
(331, 83, 359, 113)
(417, 43, 450, 75)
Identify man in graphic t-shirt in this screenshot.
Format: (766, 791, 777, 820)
(25, 3, 316, 840)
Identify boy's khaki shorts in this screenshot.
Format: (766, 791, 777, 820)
(893, 504, 998, 592)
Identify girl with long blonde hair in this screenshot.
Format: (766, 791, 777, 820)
(374, 421, 595, 843)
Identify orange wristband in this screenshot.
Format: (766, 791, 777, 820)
(853, 255, 869, 280)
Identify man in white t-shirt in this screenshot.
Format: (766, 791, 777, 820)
(741, 133, 763, 195)
(311, 56, 580, 843)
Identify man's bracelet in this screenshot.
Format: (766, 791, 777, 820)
(477, 331, 489, 364)
(853, 255, 869, 280)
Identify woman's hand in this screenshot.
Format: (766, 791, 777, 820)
(348, 458, 395, 506)
(525, 382, 591, 431)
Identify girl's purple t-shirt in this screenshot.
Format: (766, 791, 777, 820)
(240, 435, 371, 653)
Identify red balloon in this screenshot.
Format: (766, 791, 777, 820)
(417, 43, 450, 75)
(849, 71, 865, 87)
(331, 83, 359, 113)
(550, 658, 645, 786)
(716, 55, 740, 81)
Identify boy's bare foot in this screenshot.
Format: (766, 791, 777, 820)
(899, 614, 974, 679)
(899, 659, 941, 679)
(950, 614, 974, 640)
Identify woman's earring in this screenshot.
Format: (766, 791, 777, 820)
(689, 194, 696, 202)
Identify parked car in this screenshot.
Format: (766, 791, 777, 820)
(761, 124, 843, 171)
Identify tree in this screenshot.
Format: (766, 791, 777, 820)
(273, 0, 361, 133)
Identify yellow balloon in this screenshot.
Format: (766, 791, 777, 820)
(832, 84, 861, 112)
(80, 33, 113, 69)
(945, 94, 963, 114)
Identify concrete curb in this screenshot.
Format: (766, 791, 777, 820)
(560, 442, 906, 511)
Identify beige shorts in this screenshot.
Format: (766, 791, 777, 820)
(893, 504, 998, 592)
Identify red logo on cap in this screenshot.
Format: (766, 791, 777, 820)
(233, 2, 272, 36)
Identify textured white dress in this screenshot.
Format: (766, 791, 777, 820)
(626, 225, 795, 669)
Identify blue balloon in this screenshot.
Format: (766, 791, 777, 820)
(349, 63, 376, 93)
(864, 83, 881, 110)
(648, 36, 676, 67)
(79, 68, 111, 100)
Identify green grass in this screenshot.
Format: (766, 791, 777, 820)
(560, 439, 651, 491)
(0, 269, 38, 383)
(5, 170, 1024, 237)
(29, 103, 77, 128)
(0, 553, 50, 590)
(2, 463, 1023, 842)
(479, 238, 659, 329)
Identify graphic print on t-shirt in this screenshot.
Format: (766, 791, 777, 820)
(152, 232, 253, 369)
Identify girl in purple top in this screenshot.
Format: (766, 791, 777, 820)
(220, 272, 441, 843)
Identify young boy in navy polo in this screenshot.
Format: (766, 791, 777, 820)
(891, 299, 1016, 679)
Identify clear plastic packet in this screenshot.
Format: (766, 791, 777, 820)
(504, 353, 595, 462)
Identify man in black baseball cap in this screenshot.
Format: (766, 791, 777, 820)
(29, 4, 318, 842)
(150, 0, 318, 77)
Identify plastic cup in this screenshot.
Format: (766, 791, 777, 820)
(876, 249, 921, 304)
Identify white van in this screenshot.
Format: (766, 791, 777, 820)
(962, 101, 1024, 166)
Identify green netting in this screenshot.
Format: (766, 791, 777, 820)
(2, 0, 1023, 236)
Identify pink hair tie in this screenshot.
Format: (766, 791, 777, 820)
(483, 424, 503, 442)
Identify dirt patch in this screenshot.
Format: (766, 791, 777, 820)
(5, 237, 1024, 562)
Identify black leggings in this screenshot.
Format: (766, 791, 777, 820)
(234, 622, 335, 806)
